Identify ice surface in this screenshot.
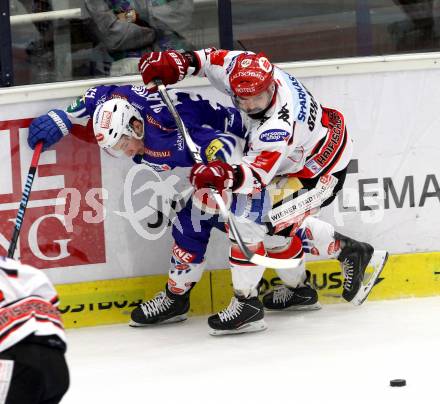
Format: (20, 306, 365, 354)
(63, 296, 440, 404)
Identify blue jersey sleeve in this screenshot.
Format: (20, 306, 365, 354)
(174, 92, 246, 139)
(65, 85, 121, 125)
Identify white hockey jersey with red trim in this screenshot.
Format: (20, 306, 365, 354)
(0, 257, 65, 353)
(193, 49, 353, 193)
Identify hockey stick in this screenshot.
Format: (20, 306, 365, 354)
(153, 80, 302, 269)
(7, 142, 43, 259)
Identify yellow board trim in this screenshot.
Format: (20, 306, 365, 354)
(56, 252, 440, 328)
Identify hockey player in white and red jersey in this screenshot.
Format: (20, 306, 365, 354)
(138, 49, 389, 335)
(0, 256, 69, 403)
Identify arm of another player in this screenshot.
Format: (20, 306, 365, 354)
(175, 91, 246, 139)
(138, 48, 245, 92)
(190, 131, 289, 195)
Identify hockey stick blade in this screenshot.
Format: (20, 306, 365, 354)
(220, 195, 302, 269)
(246, 250, 302, 269)
(154, 80, 302, 269)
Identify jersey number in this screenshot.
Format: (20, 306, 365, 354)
(307, 93, 318, 131)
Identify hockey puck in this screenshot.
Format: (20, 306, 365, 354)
(390, 379, 406, 387)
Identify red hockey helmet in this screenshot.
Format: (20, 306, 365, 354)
(229, 52, 274, 97)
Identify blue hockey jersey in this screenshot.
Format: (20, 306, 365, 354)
(65, 84, 246, 171)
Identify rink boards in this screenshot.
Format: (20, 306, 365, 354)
(1, 64, 440, 285)
(57, 251, 440, 328)
(0, 55, 439, 329)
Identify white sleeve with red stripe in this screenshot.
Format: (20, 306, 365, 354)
(192, 49, 252, 96)
(0, 257, 59, 308)
(0, 257, 65, 352)
(233, 131, 290, 194)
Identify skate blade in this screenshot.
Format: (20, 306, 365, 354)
(209, 319, 268, 336)
(265, 302, 322, 312)
(351, 250, 389, 306)
(128, 314, 188, 327)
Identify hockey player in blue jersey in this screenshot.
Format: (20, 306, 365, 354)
(27, 84, 246, 327)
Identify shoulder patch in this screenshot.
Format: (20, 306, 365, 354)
(66, 96, 86, 113)
(205, 139, 225, 161)
(210, 50, 228, 67)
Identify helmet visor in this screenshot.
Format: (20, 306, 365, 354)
(232, 84, 276, 115)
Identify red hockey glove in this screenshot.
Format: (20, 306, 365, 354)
(190, 161, 234, 193)
(138, 50, 189, 86)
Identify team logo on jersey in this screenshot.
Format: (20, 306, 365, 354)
(277, 103, 290, 124)
(259, 130, 290, 143)
(205, 139, 224, 161)
(131, 86, 149, 98)
(66, 96, 86, 113)
(305, 159, 322, 175)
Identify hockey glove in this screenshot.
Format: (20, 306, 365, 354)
(28, 109, 72, 151)
(138, 50, 189, 87)
(190, 160, 234, 193)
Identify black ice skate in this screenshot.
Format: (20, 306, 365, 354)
(129, 286, 190, 326)
(335, 232, 388, 306)
(262, 272, 321, 311)
(208, 295, 267, 336)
